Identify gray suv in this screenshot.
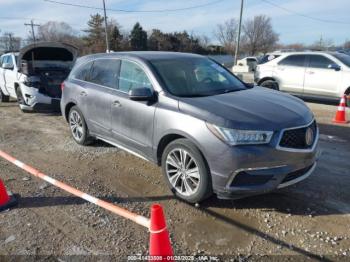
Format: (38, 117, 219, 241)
(61, 52, 318, 203)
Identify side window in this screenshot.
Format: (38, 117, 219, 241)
(308, 55, 334, 69)
(89, 59, 120, 89)
(278, 55, 306, 67)
(73, 61, 93, 81)
(118, 60, 152, 93)
(7, 56, 14, 67)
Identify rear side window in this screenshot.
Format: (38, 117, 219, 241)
(118, 60, 152, 93)
(278, 55, 306, 67)
(89, 59, 120, 89)
(258, 54, 280, 64)
(72, 61, 93, 81)
(308, 55, 334, 69)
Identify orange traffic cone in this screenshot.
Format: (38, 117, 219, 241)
(149, 204, 174, 261)
(333, 95, 348, 124)
(0, 179, 17, 212)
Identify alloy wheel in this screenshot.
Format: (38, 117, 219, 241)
(69, 110, 84, 141)
(165, 148, 201, 196)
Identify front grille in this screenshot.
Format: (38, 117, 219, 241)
(281, 165, 313, 183)
(279, 121, 317, 149)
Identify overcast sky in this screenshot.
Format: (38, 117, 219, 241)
(0, 0, 349, 45)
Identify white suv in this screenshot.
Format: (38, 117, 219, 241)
(255, 51, 350, 101)
(0, 42, 77, 111)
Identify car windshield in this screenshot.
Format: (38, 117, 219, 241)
(150, 57, 246, 97)
(333, 53, 350, 67)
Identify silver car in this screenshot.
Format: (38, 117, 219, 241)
(61, 52, 318, 203)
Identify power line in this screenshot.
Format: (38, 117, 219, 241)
(43, 0, 225, 13)
(261, 0, 350, 25)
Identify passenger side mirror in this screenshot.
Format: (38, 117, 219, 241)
(2, 63, 13, 70)
(129, 87, 154, 101)
(328, 63, 341, 71)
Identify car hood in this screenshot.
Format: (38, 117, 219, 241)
(18, 42, 78, 69)
(178, 87, 314, 130)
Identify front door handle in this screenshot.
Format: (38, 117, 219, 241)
(307, 71, 315, 75)
(113, 100, 122, 107)
(80, 91, 87, 96)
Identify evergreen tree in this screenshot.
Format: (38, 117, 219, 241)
(130, 22, 147, 51)
(83, 14, 105, 53)
(109, 25, 123, 51)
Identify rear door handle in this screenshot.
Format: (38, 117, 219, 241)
(113, 100, 122, 107)
(80, 91, 87, 96)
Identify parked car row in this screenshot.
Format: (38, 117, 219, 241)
(0, 44, 319, 203)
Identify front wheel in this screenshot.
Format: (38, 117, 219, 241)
(260, 80, 279, 90)
(15, 87, 30, 112)
(161, 138, 212, 203)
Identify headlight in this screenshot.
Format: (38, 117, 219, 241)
(206, 123, 273, 146)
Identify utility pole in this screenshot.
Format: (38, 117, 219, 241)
(234, 0, 244, 65)
(102, 0, 110, 53)
(4, 33, 14, 51)
(24, 20, 40, 44)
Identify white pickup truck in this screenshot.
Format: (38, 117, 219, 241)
(0, 42, 77, 112)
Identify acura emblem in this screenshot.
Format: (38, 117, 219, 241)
(305, 127, 314, 146)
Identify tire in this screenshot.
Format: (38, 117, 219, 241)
(0, 88, 10, 102)
(345, 90, 350, 107)
(161, 138, 212, 203)
(68, 106, 93, 145)
(15, 87, 30, 113)
(260, 80, 279, 90)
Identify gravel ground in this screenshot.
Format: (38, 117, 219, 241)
(0, 100, 350, 261)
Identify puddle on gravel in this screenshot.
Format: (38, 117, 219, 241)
(177, 211, 257, 253)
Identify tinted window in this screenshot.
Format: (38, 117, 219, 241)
(333, 53, 350, 67)
(118, 60, 152, 93)
(73, 61, 93, 81)
(89, 59, 120, 89)
(278, 55, 306, 67)
(258, 54, 280, 64)
(308, 55, 334, 69)
(150, 57, 246, 97)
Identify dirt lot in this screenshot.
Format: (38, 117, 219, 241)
(0, 100, 350, 261)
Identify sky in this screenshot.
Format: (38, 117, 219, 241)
(0, 0, 349, 46)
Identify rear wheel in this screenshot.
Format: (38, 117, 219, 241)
(161, 138, 212, 203)
(68, 106, 93, 145)
(260, 80, 279, 90)
(0, 89, 10, 102)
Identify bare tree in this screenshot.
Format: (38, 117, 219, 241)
(38, 21, 78, 42)
(311, 35, 334, 51)
(344, 40, 350, 49)
(214, 19, 238, 55)
(242, 15, 278, 55)
(0, 32, 21, 52)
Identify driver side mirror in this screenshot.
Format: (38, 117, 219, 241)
(129, 87, 154, 101)
(2, 63, 13, 70)
(328, 63, 341, 71)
